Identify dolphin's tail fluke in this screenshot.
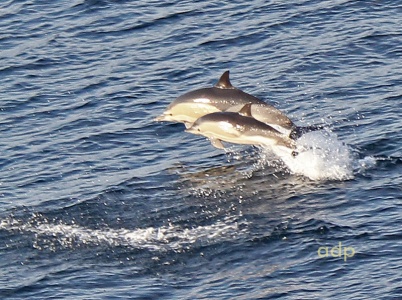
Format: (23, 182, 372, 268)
(289, 125, 325, 140)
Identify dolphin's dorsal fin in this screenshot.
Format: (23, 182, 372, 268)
(215, 71, 234, 89)
(238, 103, 253, 117)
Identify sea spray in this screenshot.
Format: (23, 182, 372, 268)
(0, 215, 248, 252)
(265, 130, 354, 181)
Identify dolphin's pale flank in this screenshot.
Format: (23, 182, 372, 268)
(155, 71, 273, 127)
(186, 111, 297, 153)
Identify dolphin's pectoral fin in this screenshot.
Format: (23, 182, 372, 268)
(215, 71, 234, 89)
(209, 138, 225, 149)
(238, 103, 253, 117)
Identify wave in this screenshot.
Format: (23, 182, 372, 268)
(0, 215, 248, 252)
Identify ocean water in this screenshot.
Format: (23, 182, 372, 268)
(1, 0, 402, 299)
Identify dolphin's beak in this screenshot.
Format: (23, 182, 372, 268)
(154, 114, 166, 122)
(185, 127, 197, 134)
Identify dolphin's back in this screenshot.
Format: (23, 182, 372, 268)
(173, 87, 265, 108)
(195, 112, 282, 135)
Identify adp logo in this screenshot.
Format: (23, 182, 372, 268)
(317, 242, 355, 262)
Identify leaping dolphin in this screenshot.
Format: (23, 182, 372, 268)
(155, 71, 290, 128)
(185, 110, 297, 155)
(225, 103, 294, 134)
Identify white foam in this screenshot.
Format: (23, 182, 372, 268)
(354, 155, 377, 174)
(261, 130, 355, 181)
(1, 215, 248, 252)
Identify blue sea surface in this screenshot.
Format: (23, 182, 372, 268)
(1, 0, 402, 299)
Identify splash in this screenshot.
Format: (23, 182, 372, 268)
(353, 155, 377, 174)
(260, 130, 355, 181)
(0, 215, 248, 252)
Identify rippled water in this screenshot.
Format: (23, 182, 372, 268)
(1, 0, 402, 299)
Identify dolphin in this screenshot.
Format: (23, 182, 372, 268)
(185, 110, 297, 155)
(225, 103, 294, 134)
(228, 103, 325, 140)
(155, 70, 286, 128)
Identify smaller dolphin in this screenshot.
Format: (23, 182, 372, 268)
(185, 110, 297, 155)
(226, 103, 294, 135)
(227, 103, 324, 140)
(155, 71, 278, 128)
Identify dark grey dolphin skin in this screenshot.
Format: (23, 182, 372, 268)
(228, 103, 324, 141)
(174, 70, 266, 107)
(289, 124, 325, 140)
